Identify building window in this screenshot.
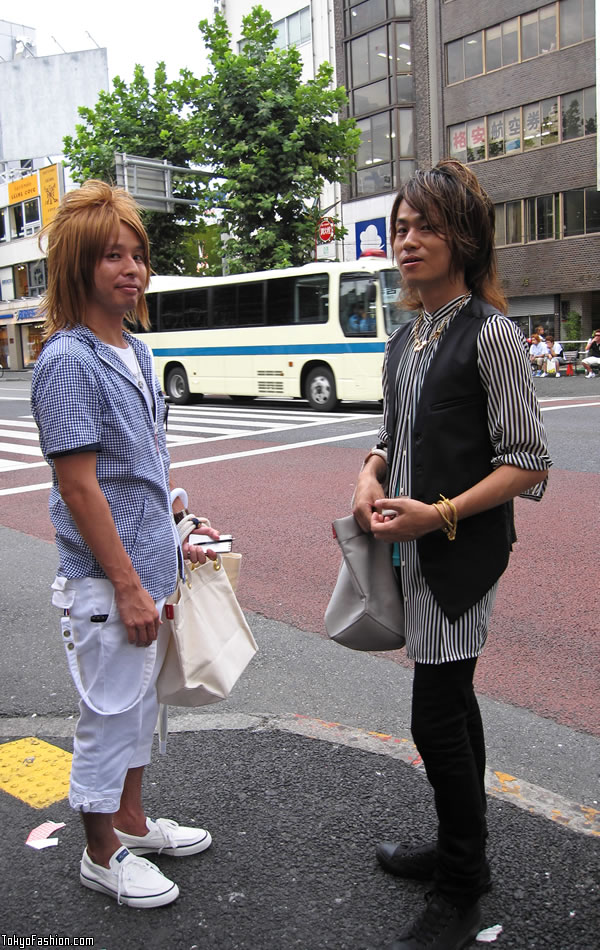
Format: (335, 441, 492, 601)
(522, 5, 557, 59)
(446, 31, 484, 83)
(8, 197, 41, 239)
(448, 88, 595, 162)
(562, 87, 596, 138)
(355, 112, 394, 195)
(559, 0, 595, 46)
(346, 0, 387, 35)
(563, 189, 585, 235)
(506, 201, 523, 244)
(494, 204, 506, 245)
(563, 187, 600, 234)
(447, 1, 595, 84)
(345, 0, 414, 198)
(526, 194, 559, 240)
(273, 7, 311, 49)
(28, 259, 48, 295)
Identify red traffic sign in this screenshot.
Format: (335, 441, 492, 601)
(318, 218, 335, 243)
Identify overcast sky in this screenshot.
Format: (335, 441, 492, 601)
(6, 0, 212, 83)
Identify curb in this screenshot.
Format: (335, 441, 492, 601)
(2, 710, 598, 839)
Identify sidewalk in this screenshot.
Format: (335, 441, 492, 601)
(1, 528, 599, 948)
(1, 716, 599, 950)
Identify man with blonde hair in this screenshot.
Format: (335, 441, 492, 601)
(32, 181, 220, 907)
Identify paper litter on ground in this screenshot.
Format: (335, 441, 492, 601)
(476, 924, 503, 943)
(26, 820, 66, 849)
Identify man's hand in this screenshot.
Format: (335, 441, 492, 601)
(113, 581, 161, 647)
(183, 525, 221, 563)
(352, 455, 387, 532)
(371, 497, 441, 542)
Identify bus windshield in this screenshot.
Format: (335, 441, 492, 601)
(380, 269, 414, 334)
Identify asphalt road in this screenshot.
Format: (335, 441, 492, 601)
(0, 374, 599, 948)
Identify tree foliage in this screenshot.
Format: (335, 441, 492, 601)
(179, 7, 359, 272)
(63, 65, 199, 274)
(63, 8, 359, 275)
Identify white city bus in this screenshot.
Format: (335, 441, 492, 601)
(137, 259, 410, 411)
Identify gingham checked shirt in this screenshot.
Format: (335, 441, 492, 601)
(31, 325, 178, 601)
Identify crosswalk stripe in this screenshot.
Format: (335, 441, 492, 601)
(0, 441, 43, 457)
(0, 428, 40, 441)
(0, 418, 38, 428)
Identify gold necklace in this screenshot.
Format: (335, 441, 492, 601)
(412, 293, 471, 352)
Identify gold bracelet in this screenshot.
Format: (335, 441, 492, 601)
(433, 503, 455, 539)
(438, 494, 457, 541)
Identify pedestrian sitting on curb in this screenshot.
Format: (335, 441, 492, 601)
(529, 333, 549, 376)
(31, 181, 222, 909)
(542, 335, 562, 376)
(582, 329, 600, 378)
(352, 160, 550, 950)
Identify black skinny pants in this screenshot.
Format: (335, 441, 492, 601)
(411, 657, 487, 906)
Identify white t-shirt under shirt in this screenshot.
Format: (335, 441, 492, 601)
(108, 342, 154, 417)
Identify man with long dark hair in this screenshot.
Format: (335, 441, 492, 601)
(353, 160, 550, 949)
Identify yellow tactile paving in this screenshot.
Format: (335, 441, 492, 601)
(0, 737, 71, 808)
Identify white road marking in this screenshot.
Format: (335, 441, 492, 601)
(0, 428, 380, 495)
(0, 428, 40, 441)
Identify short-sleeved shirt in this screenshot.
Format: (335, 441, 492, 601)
(31, 324, 178, 602)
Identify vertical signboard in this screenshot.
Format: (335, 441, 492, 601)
(40, 164, 62, 227)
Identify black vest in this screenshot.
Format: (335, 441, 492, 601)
(387, 296, 516, 622)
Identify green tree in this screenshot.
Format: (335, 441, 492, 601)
(563, 310, 582, 341)
(63, 65, 200, 274)
(179, 7, 359, 273)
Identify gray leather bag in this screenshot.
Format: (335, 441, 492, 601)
(325, 514, 405, 651)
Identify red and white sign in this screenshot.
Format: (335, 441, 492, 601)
(318, 218, 335, 243)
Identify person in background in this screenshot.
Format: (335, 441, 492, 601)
(31, 181, 221, 908)
(543, 335, 562, 376)
(529, 333, 549, 376)
(352, 160, 550, 950)
(582, 328, 600, 378)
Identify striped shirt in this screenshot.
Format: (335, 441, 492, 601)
(377, 295, 551, 664)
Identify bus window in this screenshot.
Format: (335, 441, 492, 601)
(213, 282, 264, 327)
(339, 275, 377, 336)
(235, 281, 264, 326)
(296, 275, 328, 324)
(160, 292, 185, 331)
(266, 277, 295, 325)
(183, 288, 208, 329)
(380, 268, 414, 333)
(212, 284, 236, 327)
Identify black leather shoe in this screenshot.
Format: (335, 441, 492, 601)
(376, 842, 492, 894)
(386, 892, 482, 950)
(376, 842, 437, 880)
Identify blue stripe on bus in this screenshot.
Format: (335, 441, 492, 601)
(151, 342, 386, 357)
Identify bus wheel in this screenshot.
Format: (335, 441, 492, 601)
(166, 366, 190, 404)
(306, 366, 338, 412)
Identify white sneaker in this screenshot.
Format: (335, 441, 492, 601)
(556, 373, 561, 377)
(80, 846, 179, 907)
(586, 372, 594, 378)
(541, 372, 547, 377)
(115, 817, 212, 857)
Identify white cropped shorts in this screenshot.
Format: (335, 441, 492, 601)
(52, 576, 168, 813)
